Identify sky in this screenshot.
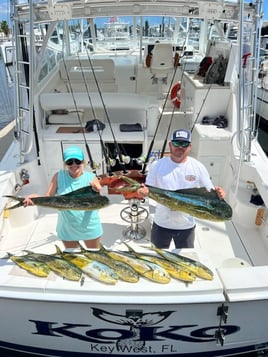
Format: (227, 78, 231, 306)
(0, 0, 267, 23)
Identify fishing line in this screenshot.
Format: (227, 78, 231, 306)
(62, 56, 95, 172)
(141, 33, 190, 174)
(76, 53, 113, 176)
(85, 49, 128, 174)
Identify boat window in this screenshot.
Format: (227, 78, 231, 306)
(36, 15, 237, 83)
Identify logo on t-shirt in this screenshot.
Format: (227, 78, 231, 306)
(185, 175, 196, 181)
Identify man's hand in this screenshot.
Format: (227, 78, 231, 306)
(214, 186, 225, 200)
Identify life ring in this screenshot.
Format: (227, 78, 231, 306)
(170, 82, 181, 108)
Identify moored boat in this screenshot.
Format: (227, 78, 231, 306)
(0, 0, 268, 356)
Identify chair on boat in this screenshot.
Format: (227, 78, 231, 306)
(150, 43, 174, 85)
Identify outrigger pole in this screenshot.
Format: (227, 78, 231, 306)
(85, 49, 128, 175)
(141, 52, 180, 174)
(62, 57, 96, 172)
(76, 53, 114, 176)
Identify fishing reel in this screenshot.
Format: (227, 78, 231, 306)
(117, 154, 131, 165)
(135, 152, 158, 166)
(89, 161, 101, 171)
(135, 155, 146, 166)
(107, 157, 117, 167)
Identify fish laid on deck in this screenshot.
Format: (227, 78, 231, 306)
(123, 243, 196, 282)
(99, 243, 170, 284)
(143, 244, 214, 280)
(3, 186, 109, 211)
(78, 244, 140, 283)
(7, 253, 51, 278)
(55, 245, 119, 284)
(108, 176, 232, 222)
(23, 251, 82, 281)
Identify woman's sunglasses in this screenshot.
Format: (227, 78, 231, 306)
(65, 158, 83, 166)
(171, 141, 190, 148)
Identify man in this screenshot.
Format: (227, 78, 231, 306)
(138, 129, 225, 249)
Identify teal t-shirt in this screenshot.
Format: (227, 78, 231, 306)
(56, 170, 103, 241)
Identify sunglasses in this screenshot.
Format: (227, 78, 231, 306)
(171, 141, 190, 148)
(65, 158, 83, 166)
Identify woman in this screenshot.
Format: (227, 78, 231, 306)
(24, 146, 103, 249)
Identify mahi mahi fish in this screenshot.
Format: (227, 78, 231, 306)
(144, 244, 214, 280)
(23, 251, 82, 281)
(8, 253, 51, 277)
(143, 244, 214, 280)
(99, 243, 169, 284)
(110, 176, 232, 222)
(4, 186, 109, 211)
(78, 243, 140, 283)
(123, 243, 196, 282)
(55, 245, 118, 284)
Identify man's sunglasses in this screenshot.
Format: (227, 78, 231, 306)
(171, 141, 190, 148)
(65, 158, 83, 166)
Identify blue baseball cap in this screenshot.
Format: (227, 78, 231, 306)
(63, 146, 84, 162)
(171, 129, 191, 142)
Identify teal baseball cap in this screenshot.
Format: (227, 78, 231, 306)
(63, 146, 84, 162)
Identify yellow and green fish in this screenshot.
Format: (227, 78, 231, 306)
(110, 176, 232, 222)
(143, 244, 214, 280)
(8, 253, 51, 278)
(23, 250, 82, 281)
(99, 243, 170, 284)
(123, 243, 196, 282)
(55, 245, 118, 284)
(78, 244, 139, 283)
(4, 186, 109, 211)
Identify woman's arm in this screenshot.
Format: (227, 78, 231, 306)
(23, 173, 58, 206)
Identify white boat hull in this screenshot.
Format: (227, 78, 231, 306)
(1, 297, 268, 356)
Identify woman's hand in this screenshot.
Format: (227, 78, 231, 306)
(23, 194, 39, 207)
(91, 177, 102, 193)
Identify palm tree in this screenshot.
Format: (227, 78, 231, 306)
(0, 21, 10, 37)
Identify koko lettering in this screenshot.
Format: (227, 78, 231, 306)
(29, 320, 240, 344)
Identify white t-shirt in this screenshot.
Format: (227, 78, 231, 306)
(145, 156, 214, 230)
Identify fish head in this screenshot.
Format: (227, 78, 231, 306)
(208, 199, 233, 221)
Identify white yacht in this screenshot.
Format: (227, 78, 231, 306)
(0, 0, 267, 356)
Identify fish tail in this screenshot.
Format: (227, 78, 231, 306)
(123, 242, 135, 253)
(98, 242, 108, 254)
(4, 195, 24, 210)
(1, 252, 12, 259)
(117, 176, 141, 192)
(54, 245, 63, 255)
(23, 250, 33, 256)
(78, 242, 87, 252)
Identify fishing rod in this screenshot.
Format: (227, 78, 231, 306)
(76, 53, 114, 176)
(140, 23, 193, 174)
(160, 105, 176, 158)
(190, 83, 213, 133)
(62, 56, 96, 172)
(141, 51, 185, 174)
(85, 49, 128, 174)
(159, 55, 193, 158)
